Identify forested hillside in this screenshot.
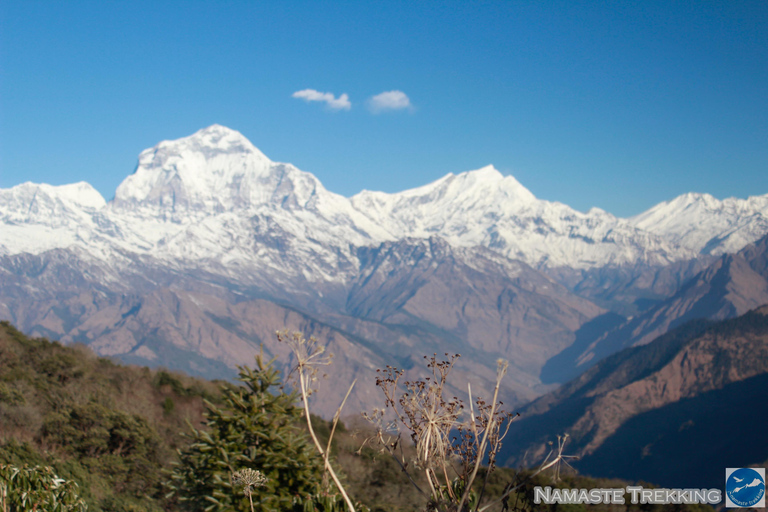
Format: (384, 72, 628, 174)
(0, 320, 218, 511)
(0, 321, 716, 511)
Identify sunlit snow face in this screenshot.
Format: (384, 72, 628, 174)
(2, 124, 766, 270)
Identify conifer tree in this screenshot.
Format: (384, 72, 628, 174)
(167, 354, 323, 512)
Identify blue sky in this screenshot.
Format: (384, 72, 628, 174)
(1, 1, 766, 216)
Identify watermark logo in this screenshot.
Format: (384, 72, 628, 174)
(533, 485, 721, 505)
(726, 468, 765, 508)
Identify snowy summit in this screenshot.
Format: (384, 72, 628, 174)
(1, 125, 767, 274)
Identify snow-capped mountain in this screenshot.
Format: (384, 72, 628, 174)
(1, 126, 397, 296)
(0, 181, 108, 255)
(108, 125, 396, 264)
(3, 123, 768, 312)
(6, 124, 760, 274)
(630, 191, 768, 256)
(110, 125, 389, 245)
(351, 166, 689, 268)
(112, 124, 274, 213)
(2, 124, 768, 415)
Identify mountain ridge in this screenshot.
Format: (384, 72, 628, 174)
(2, 125, 768, 416)
(630, 190, 768, 256)
(543, 233, 768, 383)
(4, 125, 767, 271)
(498, 304, 768, 488)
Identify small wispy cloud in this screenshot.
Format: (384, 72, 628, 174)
(292, 89, 351, 111)
(367, 90, 412, 113)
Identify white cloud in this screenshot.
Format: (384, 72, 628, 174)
(292, 89, 351, 111)
(367, 90, 412, 113)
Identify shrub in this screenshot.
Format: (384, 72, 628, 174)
(39, 402, 164, 497)
(0, 463, 87, 512)
(166, 354, 324, 511)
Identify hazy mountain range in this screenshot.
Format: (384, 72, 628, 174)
(2, 125, 768, 416)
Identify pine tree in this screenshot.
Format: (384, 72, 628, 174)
(167, 354, 323, 512)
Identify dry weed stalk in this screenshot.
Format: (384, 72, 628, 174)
(365, 354, 520, 512)
(276, 331, 576, 512)
(477, 434, 578, 512)
(231, 468, 267, 512)
(277, 330, 357, 512)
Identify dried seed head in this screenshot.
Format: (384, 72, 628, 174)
(231, 468, 267, 497)
(276, 329, 334, 396)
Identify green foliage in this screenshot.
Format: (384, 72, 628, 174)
(0, 320, 216, 511)
(153, 370, 187, 395)
(0, 320, 719, 512)
(167, 354, 324, 512)
(0, 382, 25, 406)
(0, 463, 88, 512)
(39, 402, 164, 496)
(291, 486, 370, 512)
(162, 397, 176, 415)
(153, 369, 218, 401)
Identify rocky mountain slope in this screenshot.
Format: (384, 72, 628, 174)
(0, 235, 597, 413)
(543, 233, 768, 383)
(499, 305, 768, 489)
(2, 125, 768, 415)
